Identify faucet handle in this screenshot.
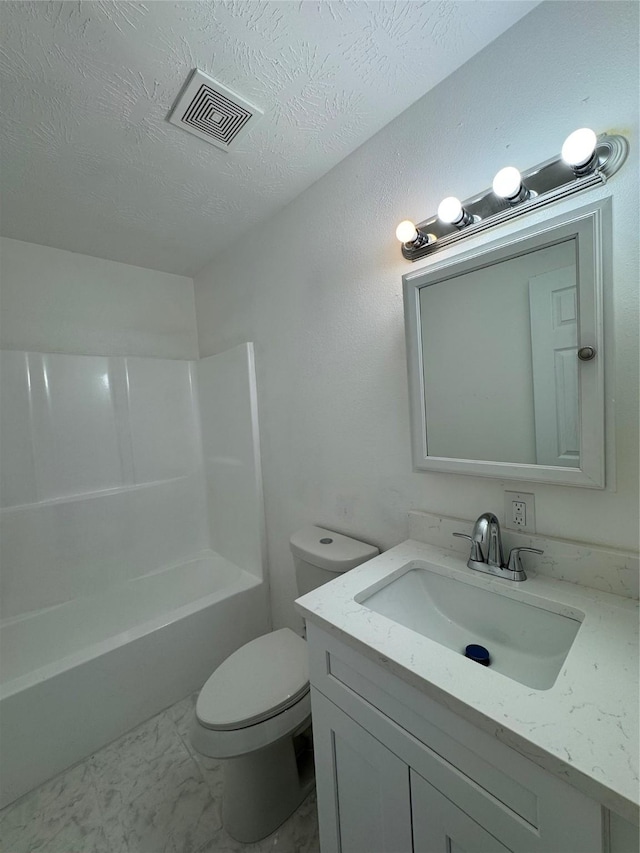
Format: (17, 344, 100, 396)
(453, 532, 484, 562)
(507, 547, 544, 574)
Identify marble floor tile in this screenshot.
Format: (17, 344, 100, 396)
(100, 757, 222, 853)
(89, 711, 192, 810)
(165, 691, 199, 741)
(0, 692, 320, 853)
(165, 691, 225, 802)
(196, 791, 320, 853)
(0, 763, 108, 853)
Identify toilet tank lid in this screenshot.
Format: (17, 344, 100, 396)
(290, 525, 379, 573)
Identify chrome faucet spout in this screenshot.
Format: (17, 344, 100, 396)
(471, 512, 504, 568)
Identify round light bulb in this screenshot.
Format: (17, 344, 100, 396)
(492, 166, 522, 199)
(395, 220, 418, 244)
(561, 128, 597, 167)
(437, 196, 463, 224)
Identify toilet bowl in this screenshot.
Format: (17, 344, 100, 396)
(190, 627, 313, 843)
(190, 525, 378, 843)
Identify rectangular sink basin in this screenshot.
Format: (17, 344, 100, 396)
(356, 562, 584, 690)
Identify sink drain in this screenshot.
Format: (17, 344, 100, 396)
(464, 644, 491, 666)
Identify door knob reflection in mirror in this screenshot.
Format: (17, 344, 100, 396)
(577, 346, 597, 361)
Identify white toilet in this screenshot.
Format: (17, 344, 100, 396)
(190, 525, 378, 843)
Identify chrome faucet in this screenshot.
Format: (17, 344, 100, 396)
(453, 512, 543, 581)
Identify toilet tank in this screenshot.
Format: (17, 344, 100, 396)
(290, 525, 379, 596)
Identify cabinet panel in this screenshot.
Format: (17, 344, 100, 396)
(323, 647, 538, 827)
(311, 687, 412, 853)
(608, 812, 640, 853)
(412, 770, 512, 853)
(308, 624, 605, 853)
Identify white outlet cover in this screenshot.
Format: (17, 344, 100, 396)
(504, 491, 536, 534)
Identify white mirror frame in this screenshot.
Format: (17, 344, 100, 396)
(403, 198, 611, 488)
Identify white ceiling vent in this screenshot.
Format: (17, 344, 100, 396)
(168, 69, 263, 151)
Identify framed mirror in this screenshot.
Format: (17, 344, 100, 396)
(403, 198, 611, 488)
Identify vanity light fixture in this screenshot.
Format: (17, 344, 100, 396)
(397, 127, 628, 261)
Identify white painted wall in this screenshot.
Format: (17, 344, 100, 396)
(194, 1, 639, 631)
(0, 237, 198, 359)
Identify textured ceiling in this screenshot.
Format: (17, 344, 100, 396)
(0, 1, 538, 276)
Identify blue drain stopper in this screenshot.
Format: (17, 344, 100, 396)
(465, 644, 491, 666)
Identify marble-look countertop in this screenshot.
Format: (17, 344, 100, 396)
(295, 539, 639, 823)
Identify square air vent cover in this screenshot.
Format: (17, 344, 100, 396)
(168, 69, 263, 151)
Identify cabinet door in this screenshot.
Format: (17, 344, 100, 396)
(311, 687, 412, 853)
(411, 770, 512, 853)
(608, 812, 640, 853)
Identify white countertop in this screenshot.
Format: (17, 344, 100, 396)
(295, 539, 639, 823)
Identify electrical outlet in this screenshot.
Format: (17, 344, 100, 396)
(504, 491, 536, 533)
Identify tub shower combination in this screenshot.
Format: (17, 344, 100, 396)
(0, 343, 269, 808)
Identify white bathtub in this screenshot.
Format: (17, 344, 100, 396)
(0, 551, 269, 808)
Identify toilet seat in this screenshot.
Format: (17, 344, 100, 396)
(196, 628, 309, 731)
(191, 691, 312, 760)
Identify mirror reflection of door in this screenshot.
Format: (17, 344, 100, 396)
(529, 267, 580, 467)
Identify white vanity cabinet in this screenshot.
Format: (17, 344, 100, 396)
(313, 688, 512, 853)
(307, 622, 637, 853)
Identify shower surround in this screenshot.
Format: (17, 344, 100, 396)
(0, 344, 269, 807)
